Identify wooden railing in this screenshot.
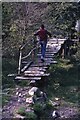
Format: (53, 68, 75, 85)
(18, 37, 40, 75)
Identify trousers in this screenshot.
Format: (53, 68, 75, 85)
(40, 40, 47, 58)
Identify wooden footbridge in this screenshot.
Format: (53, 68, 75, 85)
(14, 37, 66, 83)
(8, 36, 79, 88)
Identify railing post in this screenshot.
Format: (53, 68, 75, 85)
(18, 49, 22, 75)
(31, 36, 36, 61)
(32, 50, 35, 61)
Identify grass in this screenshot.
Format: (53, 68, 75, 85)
(46, 58, 79, 105)
(17, 107, 37, 120)
(2, 94, 11, 107)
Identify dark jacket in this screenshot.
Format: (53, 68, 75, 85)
(34, 28, 51, 41)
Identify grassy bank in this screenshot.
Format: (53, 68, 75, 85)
(46, 58, 80, 105)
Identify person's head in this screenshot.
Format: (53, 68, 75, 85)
(41, 24, 44, 29)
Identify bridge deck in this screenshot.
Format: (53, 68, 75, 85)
(15, 38, 66, 81)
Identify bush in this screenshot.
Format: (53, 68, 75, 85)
(17, 107, 37, 120)
(25, 112, 37, 120)
(17, 107, 26, 116)
(46, 101, 53, 110)
(70, 47, 77, 55)
(33, 103, 45, 115)
(70, 55, 77, 63)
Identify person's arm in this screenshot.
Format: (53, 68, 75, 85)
(34, 30, 39, 36)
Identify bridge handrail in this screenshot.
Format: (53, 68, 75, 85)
(22, 44, 40, 60)
(18, 38, 40, 74)
(20, 38, 33, 50)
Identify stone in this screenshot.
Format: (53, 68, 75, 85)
(52, 110, 60, 119)
(26, 97, 33, 104)
(28, 87, 38, 96)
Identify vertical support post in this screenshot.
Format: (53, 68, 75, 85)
(32, 50, 35, 61)
(18, 50, 22, 75)
(62, 48, 64, 59)
(32, 36, 36, 61)
(64, 43, 66, 58)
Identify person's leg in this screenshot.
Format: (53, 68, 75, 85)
(40, 41, 43, 58)
(42, 42, 47, 58)
(40, 41, 47, 62)
(41, 43, 43, 57)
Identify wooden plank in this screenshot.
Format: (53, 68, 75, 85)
(44, 56, 54, 58)
(38, 60, 57, 64)
(41, 49, 53, 52)
(40, 60, 57, 64)
(48, 42, 62, 44)
(30, 65, 49, 67)
(45, 58, 53, 60)
(38, 52, 54, 54)
(15, 76, 41, 80)
(21, 61, 33, 72)
(22, 61, 28, 64)
(31, 63, 50, 67)
(37, 53, 54, 55)
(37, 58, 53, 61)
(37, 54, 54, 57)
(24, 70, 44, 74)
(44, 49, 56, 51)
(37, 60, 53, 64)
(27, 67, 46, 72)
(29, 66, 48, 69)
(49, 38, 66, 41)
(8, 74, 17, 77)
(50, 61, 58, 64)
(46, 46, 61, 49)
(48, 41, 66, 43)
(24, 73, 50, 77)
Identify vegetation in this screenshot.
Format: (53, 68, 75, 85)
(2, 2, 80, 119)
(17, 107, 26, 116)
(17, 107, 37, 120)
(47, 57, 79, 104)
(25, 112, 37, 120)
(2, 2, 80, 88)
(2, 2, 80, 57)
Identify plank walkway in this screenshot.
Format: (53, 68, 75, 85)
(15, 38, 66, 82)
